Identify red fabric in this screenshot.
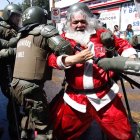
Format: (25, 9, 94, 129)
(50, 95, 134, 140)
(49, 29, 133, 99)
(61, 29, 133, 55)
(48, 29, 135, 139)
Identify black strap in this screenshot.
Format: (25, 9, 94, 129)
(120, 73, 140, 89)
(67, 82, 113, 94)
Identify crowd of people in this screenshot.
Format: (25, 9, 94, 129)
(0, 2, 140, 140)
(113, 24, 140, 52)
(113, 24, 134, 40)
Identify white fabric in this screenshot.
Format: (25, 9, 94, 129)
(87, 83, 119, 111)
(63, 93, 87, 113)
(83, 42, 94, 90)
(121, 48, 137, 57)
(57, 55, 71, 69)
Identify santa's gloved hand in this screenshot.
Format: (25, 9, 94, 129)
(97, 56, 128, 72)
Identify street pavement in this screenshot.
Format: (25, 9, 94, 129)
(0, 69, 140, 139)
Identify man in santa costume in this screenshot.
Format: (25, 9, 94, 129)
(48, 2, 137, 140)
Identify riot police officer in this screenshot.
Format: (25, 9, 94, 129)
(0, 4, 22, 139)
(0, 3, 22, 98)
(9, 6, 73, 140)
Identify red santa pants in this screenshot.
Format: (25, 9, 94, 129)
(50, 94, 134, 140)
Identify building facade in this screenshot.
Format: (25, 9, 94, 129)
(51, 0, 140, 34)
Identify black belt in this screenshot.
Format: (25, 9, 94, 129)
(67, 82, 113, 94)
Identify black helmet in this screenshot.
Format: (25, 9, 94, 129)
(22, 6, 48, 26)
(2, 4, 22, 21)
(67, 2, 93, 17)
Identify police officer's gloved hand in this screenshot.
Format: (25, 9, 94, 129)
(100, 31, 115, 51)
(8, 33, 21, 48)
(0, 38, 18, 49)
(97, 56, 128, 72)
(0, 48, 16, 59)
(8, 37, 19, 48)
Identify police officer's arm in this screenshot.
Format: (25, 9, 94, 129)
(40, 25, 74, 55)
(97, 30, 139, 75)
(0, 48, 16, 60)
(0, 37, 19, 49)
(0, 32, 21, 49)
(97, 56, 140, 76)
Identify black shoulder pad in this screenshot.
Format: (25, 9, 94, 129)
(41, 25, 59, 38)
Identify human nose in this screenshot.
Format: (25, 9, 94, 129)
(77, 22, 83, 26)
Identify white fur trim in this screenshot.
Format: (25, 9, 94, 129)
(87, 83, 119, 111)
(83, 42, 94, 89)
(63, 83, 119, 112)
(63, 93, 86, 113)
(57, 55, 71, 70)
(83, 60, 94, 89)
(91, 29, 96, 35)
(121, 48, 137, 57)
(65, 33, 73, 39)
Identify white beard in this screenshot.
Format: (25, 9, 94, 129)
(65, 30, 92, 46)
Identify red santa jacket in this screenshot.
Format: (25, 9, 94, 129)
(48, 28, 136, 112)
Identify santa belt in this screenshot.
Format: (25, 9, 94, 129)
(67, 82, 113, 94)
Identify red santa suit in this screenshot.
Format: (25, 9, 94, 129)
(48, 28, 136, 140)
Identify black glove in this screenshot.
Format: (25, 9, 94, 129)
(0, 48, 16, 59)
(100, 31, 115, 51)
(0, 37, 19, 49)
(8, 37, 19, 48)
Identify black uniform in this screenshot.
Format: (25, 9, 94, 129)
(0, 4, 22, 140)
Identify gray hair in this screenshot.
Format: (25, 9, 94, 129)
(64, 9, 101, 33)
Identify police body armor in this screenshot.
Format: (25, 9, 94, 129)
(14, 35, 48, 81)
(13, 24, 73, 81)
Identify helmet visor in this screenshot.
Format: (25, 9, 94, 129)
(10, 13, 22, 28)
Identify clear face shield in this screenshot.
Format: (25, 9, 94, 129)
(9, 13, 22, 28)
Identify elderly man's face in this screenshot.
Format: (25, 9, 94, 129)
(70, 13, 87, 32)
